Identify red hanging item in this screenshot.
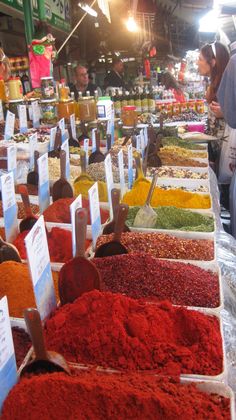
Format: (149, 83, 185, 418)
(144, 59, 151, 79)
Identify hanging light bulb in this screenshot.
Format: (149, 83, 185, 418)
(126, 15, 138, 32)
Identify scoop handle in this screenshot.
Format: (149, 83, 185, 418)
(111, 188, 121, 221)
(18, 184, 34, 218)
(95, 131, 100, 152)
(54, 128, 62, 151)
(80, 150, 87, 175)
(106, 134, 111, 151)
(75, 208, 88, 258)
(60, 150, 67, 180)
(114, 204, 129, 242)
(145, 172, 158, 206)
(143, 134, 151, 176)
(134, 152, 144, 180)
(24, 308, 48, 361)
(34, 151, 39, 172)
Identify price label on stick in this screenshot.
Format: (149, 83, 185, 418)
(83, 138, 89, 164)
(24, 216, 57, 321)
(70, 194, 82, 257)
(58, 118, 66, 143)
(140, 130, 145, 158)
(144, 126, 148, 147)
(118, 149, 125, 197)
(0, 100, 4, 121)
(49, 127, 57, 152)
(38, 153, 50, 213)
(104, 153, 114, 218)
(32, 100, 40, 128)
(4, 111, 15, 140)
(18, 104, 28, 133)
(136, 135, 141, 153)
(61, 139, 70, 180)
(91, 128, 96, 152)
(128, 144, 133, 189)
(88, 182, 101, 249)
(29, 133, 37, 170)
(70, 114, 76, 139)
(7, 144, 17, 179)
(0, 296, 17, 411)
(1, 171, 18, 243)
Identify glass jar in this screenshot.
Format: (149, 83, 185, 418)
(172, 102, 180, 115)
(188, 100, 196, 112)
(57, 99, 75, 122)
(41, 77, 55, 99)
(7, 77, 23, 100)
(41, 98, 57, 125)
(78, 96, 96, 122)
(180, 102, 187, 113)
(121, 105, 138, 127)
(196, 100, 204, 114)
(0, 78, 6, 101)
(8, 99, 24, 117)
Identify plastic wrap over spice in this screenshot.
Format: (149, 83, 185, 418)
(95, 232, 214, 260)
(93, 254, 219, 308)
(1, 372, 231, 420)
(44, 290, 223, 375)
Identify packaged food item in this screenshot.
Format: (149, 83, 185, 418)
(121, 105, 138, 127)
(41, 98, 57, 124)
(41, 76, 54, 99)
(7, 77, 23, 100)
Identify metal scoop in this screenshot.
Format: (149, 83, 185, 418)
(52, 150, 74, 202)
(0, 236, 21, 263)
(95, 204, 129, 258)
(133, 173, 158, 228)
(103, 188, 130, 235)
(88, 131, 105, 164)
(133, 152, 150, 188)
(21, 308, 70, 376)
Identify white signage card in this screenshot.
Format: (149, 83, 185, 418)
(18, 104, 28, 133)
(91, 128, 96, 152)
(4, 111, 15, 140)
(118, 149, 125, 197)
(24, 216, 56, 321)
(7, 144, 17, 179)
(136, 135, 141, 153)
(49, 127, 57, 152)
(0, 296, 17, 411)
(128, 144, 133, 189)
(38, 153, 50, 213)
(61, 139, 70, 180)
(70, 114, 76, 139)
(58, 118, 66, 143)
(144, 126, 148, 147)
(29, 133, 38, 170)
(0, 100, 4, 121)
(104, 153, 114, 218)
(88, 182, 101, 249)
(32, 100, 40, 128)
(140, 130, 145, 158)
(1, 172, 18, 242)
(83, 138, 89, 165)
(70, 194, 82, 257)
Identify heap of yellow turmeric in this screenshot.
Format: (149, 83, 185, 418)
(74, 179, 108, 202)
(161, 146, 207, 159)
(122, 181, 211, 209)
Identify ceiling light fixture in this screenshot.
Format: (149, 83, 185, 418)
(78, 2, 98, 17)
(126, 15, 138, 32)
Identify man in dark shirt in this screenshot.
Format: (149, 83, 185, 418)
(70, 65, 102, 100)
(104, 58, 125, 90)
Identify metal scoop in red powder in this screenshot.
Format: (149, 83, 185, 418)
(19, 185, 38, 233)
(58, 208, 101, 305)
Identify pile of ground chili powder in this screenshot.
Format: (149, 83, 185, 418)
(96, 232, 214, 261)
(2, 371, 230, 420)
(93, 254, 220, 308)
(11, 327, 31, 369)
(44, 290, 223, 375)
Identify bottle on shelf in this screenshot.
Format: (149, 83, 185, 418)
(0, 77, 7, 101)
(21, 72, 31, 95)
(114, 88, 121, 117)
(141, 87, 148, 113)
(59, 79, 70, 101)
(148, 88, 156, 113)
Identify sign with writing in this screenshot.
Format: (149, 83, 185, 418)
(61, 139, 70, 180)
(104, 153, 114, 217)
(49, 126, 57, 152)
(1, 172, 18, 242)
(128, 144, 133, 189)
(118, 149, 125, 197)
(18, 104, 28, 133)
(70, 194, 82, 257)
(88, 182, 101, 249)
(7, 144, 16, 179)
(0, 296, 17, 412)
(0, 100, 4, 121)
(38, 153, 50, 213)
(32, 100, 40, 128)
(25, 216, 57, 320)
(58, 118, 66, 143)
(83, 138, 89, 164)
(4, 111, 15, 140)
(29, 133, 38, 170)
(140, 129, 145, 157)
(70, 114, 76, 139)
(91, 128, 96, 152)
(144, 126, 148, 148)
(136, 135, 141, 153)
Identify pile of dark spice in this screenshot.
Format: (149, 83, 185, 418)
(0, 202, 39, 219)
(44, 290, 223, 375)
(96, 232, 214, 261)
(2, 371, 230, 420)
(93, 254, 220, 308)
(11, 327, 31, 368)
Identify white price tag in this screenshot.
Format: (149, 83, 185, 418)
(0, 296, 17, 411)
(136, 135, 141, 153)
(104, 153, 114, 218)
(29, 133, 38, 170)
(140, 130, 145, 158)
(7, 144, 17, 179)
(144, 126, 148, 147)
(32, 100, 40, 128)
(118, 149, 125, 197)
(1, 172, 18, 242)
(38, 153, 50, 213)
(4, 111, 15, 140)
(91, 128, 96, 152)
(83, 138, 89, 164)
(24, 216, 57, 320)
(70, 194, 82, 257)
(61, 139, 70, 180)
(18, 104, 28, 133)
(58, 118, 66, 143)
(49, 127, 57, 152)
(88, 182, 101, 249)
(70, 114, 76, 139)
(128, 144, 133, 189)
(0, 100, 4, 121)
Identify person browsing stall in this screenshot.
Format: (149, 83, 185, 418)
(70, 64, 102, 100)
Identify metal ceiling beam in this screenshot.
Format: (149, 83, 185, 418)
(154, 0, 211, 24)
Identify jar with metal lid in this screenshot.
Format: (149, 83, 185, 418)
(41, 77, 55, 99)
(57, 99, 75, 122)
(121, 105, 138, 127)
(8, 99, 24, 117)
(78, 96, 96, 122)
(7, 77, 23, 100)
(196, 100, 204, 114)
(41, 98, 57, 125)
(187, 100, 196, 112)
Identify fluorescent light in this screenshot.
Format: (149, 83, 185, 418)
(78, 2, 98, 17)
(126, 16, 138, 32)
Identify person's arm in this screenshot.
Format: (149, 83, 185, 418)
(209, 101, 224, 119)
